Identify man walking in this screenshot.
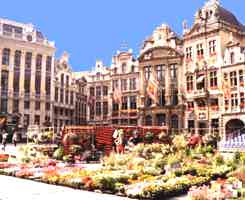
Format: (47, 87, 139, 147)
(2, 131, 8, 151)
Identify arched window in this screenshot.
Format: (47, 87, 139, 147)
(171, 115, 179, 129)
(156, 114, 166, 126)
(145, 115, 152, 126)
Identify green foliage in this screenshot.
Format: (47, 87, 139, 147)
(144, 132, 154, 143)
(69, 145, 82, 155)
(52, 147, 64, 160)
(62, 154, 73, 163)
(214, 154, 224, 166)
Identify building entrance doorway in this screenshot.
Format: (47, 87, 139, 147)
(225, 119, 245, 138)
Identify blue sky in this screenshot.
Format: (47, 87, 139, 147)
(1, 0, 244, 71)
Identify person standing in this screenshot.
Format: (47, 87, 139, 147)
(12, 131, 18, 147)
(2, 131, 8, 151)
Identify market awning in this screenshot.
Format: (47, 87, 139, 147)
(196, 75, 205, 83)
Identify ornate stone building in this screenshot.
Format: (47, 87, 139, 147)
(138, 24, 185, 132)
(53, 52, 87, 133)
(86, 60, 111, 125)
(0, 18, 55, 129)
(86, 49, 139, 126)
(182, 0, 245, 137)
(110, 50, 139, 125)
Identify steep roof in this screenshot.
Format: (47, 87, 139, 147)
(216, 6, 245, 32)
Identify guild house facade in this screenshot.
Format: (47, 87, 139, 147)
(0, 18, 55, 129)
(1, 0, 245, 138)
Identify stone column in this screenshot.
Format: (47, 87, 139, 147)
(40, 54, 46, 126)
(30, 52, 36, 125)
(7, 49, 14, 113)
(19, 51, 26, 127)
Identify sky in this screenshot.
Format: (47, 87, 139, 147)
(1, 0, 244, 71)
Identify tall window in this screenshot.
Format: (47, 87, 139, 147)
(130, 96, 137, 109)
(60, 89, 64, 103)
(2, 48, 10, 65)
(65, 90, 69, 104)
(129, 78, 136, 90)
(112, 102, 119, 112)
(158, 89, 165, 106)
(61, 74, 64, 87)
(171, 115, 179, 129)
(196, 43, 204, 57)
(112, 80, 119, 91)
(96, 86, 101, 97)
(96, 102, 101, 115)
(171, 88, 178, 106)
(35, 73, 41, 95)
(230, 71, 237, 87)
(209, 40, 216, 55)
(170, 64, 177, 80)
(13, 52, 20, 93)
(210, 71, 217, 88)
(144, 66, 151, 80)
(55, 87, 59, 101)
(36, 54, 42, 71)
(121, 79, 127, 91)
(1, 70, 9, 112)
(156, 65, 165, 81)
(24, 67, 31, 94)
(187, 75, 194, 91)
(34, 115, 40, 125)
(121, 63, 127, 73)
(70, 91, 74, 105)
(239, 70, 244, 86)
(35, 101, 40, 110)
(103, 102, 108, 115)
(14, 50, 21, 67)
(103, 86, 108, 96)
(66, 75, 69, 88)
(231, 93, 238, 109)
(185, 47, 192, 60)
(90, 87, 95, 96)
(46, 56, 52, 72)
(25, 52, 32, 68)
(121, 96, 128, 110)
(45, 76, 51, 96)
(230, 52, 235, 64)
(13, 100, 19, 113)
(240, 93, 245, 109)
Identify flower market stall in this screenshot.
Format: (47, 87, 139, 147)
(0, 133, 244, 199)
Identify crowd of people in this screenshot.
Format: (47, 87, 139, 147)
(113, 129, 142, 154)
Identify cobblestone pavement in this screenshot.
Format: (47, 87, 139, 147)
(0, 175, 132, 200)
